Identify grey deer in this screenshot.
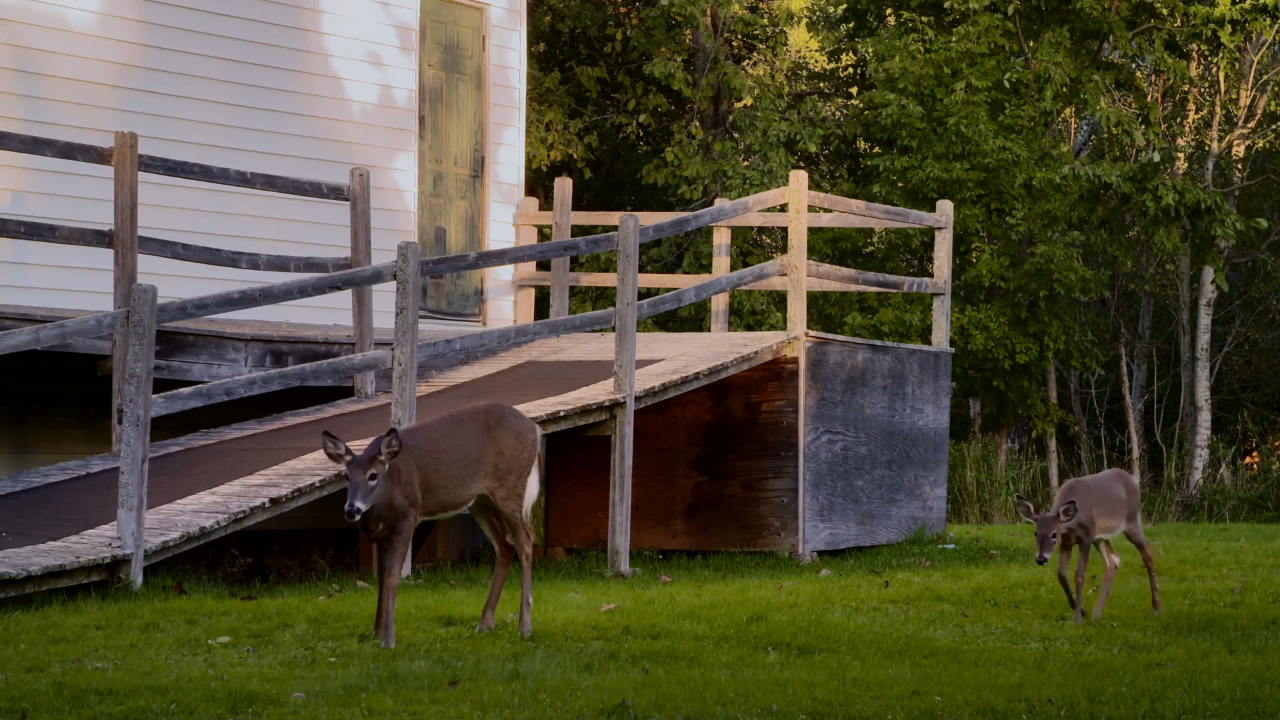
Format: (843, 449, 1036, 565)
(321, 402, 542, 648)
(1015, 468, 1162, 622)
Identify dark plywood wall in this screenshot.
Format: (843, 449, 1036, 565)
(804, 336, 952, 550)
(545, 357, 799, 552)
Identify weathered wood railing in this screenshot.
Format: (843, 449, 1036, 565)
(0, 130, 377, 441)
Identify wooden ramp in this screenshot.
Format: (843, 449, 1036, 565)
(0, 332, 789, 597)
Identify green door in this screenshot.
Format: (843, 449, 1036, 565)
(420, 0, 485, 320)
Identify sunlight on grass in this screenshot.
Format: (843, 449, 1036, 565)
(1, 524, 1278, 718)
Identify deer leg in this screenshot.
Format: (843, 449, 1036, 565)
(472, 503, 514, 634)
(376, 528, 412, 649)
(502, 511, 536, 639)
(1056, 538, 1075, 610)
(1092, 540, 1119, 620)
(372, 535, 386, 639)
(1125, 525, 1162, 614)
(1073, 541, 1091, 623)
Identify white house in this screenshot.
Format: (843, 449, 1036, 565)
(0, 0, 528, 329)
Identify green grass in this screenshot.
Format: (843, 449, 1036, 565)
(2, 524, 1279, 719)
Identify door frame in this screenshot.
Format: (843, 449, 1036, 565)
(417, 0, 491, 325)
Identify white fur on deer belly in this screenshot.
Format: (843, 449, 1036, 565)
(1095, 525, 1125, 540)
(420, 499, 474, 522)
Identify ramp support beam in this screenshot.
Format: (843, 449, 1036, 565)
(550, 177, 573, 319)
(350, 167, 375, 397)
(111, 131, 139, 451)
(786, 170, 811, 562)
(118, 283, 157, 589)
(608, 214, 639, 577)
(931, 199, 954, 348)
(711, 197, 731, 332)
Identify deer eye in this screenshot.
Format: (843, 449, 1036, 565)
(367, 472, 379, 485)
(1050, 532, 1058, 540)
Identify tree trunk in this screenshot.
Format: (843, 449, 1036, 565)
(1176, 247, 1194, 443)
(1046, 361, 1060, 491)
(1069, 369, 1089, 475)
(1184, 264, 1218, 498)
(969, 397, 982, 438)
(1131, 292, 1152, 461)
(994, 423, 1010, 478)
(1117, 325, 1142, 481)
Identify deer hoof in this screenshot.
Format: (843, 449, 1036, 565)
(476, 620, 495, 634)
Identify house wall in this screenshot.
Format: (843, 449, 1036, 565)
(0, 0, 525, 328)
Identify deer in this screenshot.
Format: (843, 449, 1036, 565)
(320, 402, 542, 648)
(1014, 468, 1162, 623)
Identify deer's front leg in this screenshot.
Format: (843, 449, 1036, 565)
(1056, 538, 1075, 611)
(376, 528, 413, 649)
(1073, 540, 1092, 623)
(372, 534, 386, 639)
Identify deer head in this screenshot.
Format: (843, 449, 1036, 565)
(321, 429, 403, 521)
(1015, 494, 1077, 565)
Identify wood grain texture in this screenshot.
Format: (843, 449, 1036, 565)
(117, 283, 157, 588)
(391, 242, 422, 429)
(112, 131, 139, 452)
(514, 197, 539, 324)
(515, 270, 893, 294)
(931, 200, 955, 348)
(803, 336, 952, 550)
(551, 177, 573, 320)
(514, 210, 922, 229)
(807, 261, 940, 294)
(635, 260, 785, 321)
(711, 198, 731, 332)
(545, 358, 800, 552)
(348, 167, 375, 398)
(808, 190, 943, 228)
(787, 171, 809, 556)
(608, 215, 639, 575)
(0, 310, 127, 356)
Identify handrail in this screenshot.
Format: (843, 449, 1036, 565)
(0, 218, 349, 274)
(0, 131, 349, 201)
(806, 260, 941, 294)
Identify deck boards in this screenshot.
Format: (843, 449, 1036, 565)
(0, 331, 791, 595)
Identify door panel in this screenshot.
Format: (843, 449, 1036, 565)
(419, 0, 484, 320)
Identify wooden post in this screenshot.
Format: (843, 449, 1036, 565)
(111, 131, 139, 451)
(710, 197, 731, 332)
(550, 177, 573, 319)
(785, 170, 810, 561)
(608, 213, 639, 577)
(350, 167, 375, 397)
(391, 241, 421, 430)
(117, 283, 157, 589)
(931, 199, 954, 348)
(515, 197, 539, 324)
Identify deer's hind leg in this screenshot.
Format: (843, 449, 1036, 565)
(1056, 538, 1075, 611)
(495, 508, 536, 638)
(471, 498, 515, 634)
(1125, 522, 1162, 614)
(1072, 541, 1092, 623)
(1091, 540, 1119, 620)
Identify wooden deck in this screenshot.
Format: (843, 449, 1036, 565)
(0, 331, 792, 597)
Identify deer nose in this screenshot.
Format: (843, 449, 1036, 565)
(1036, 556, 1048, 566)
(344, 505, 359, 521)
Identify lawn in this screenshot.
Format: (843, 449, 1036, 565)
(1, 524, 1278, 719)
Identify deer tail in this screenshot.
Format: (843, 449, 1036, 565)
(522, 426, 543, 524)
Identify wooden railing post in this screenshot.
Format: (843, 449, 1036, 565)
(117, 282, 157, 589)
(391, 241, 421, 430)
(111, 130, 139, 451)
(608, 213, 640, 577)
(931, 199, 954, 348)
(786, 169, 810, 561)
(514, 197, 539, 324)
(710, 197, 731, 332)
(550, 177, 573, 319)
(350, 167, 375, 397)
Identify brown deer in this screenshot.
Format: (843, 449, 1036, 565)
(320, 402, 542, 648)
(1015, 468, 1162, 623)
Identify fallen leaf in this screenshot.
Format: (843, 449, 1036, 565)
(447, 680, 460, 690)
(172, 581, 188, 596)
(448, 580, 457, 587)
(240, 595, 258, 602)
(356, 580, 370, 589)
(292, 693, 306, 700)
(571, 589, 581, 596)
(601, 603, 618, 613)
(659, 575, 672, 583)
(921, 560, 932, 568)
(1233, 587, 1242, 595)
(818, 569, 832, 577)
(641, 666, 649, 674)
(961, 611, 969, 618)
(317, 595, 328, 601)
(328, 658, 337, 662)
(215, 636, 231, 644)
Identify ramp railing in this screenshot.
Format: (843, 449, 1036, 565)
(1, 131, 954, 583)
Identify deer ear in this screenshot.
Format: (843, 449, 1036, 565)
(1014, 494, 1036, 523)
(1058, 499, 1078, 523)
(321, 431, 352, 464)
(380, 428, 402, 464)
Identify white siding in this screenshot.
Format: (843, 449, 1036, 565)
(0, 0, 525, 328)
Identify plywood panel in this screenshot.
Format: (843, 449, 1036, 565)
(803, 336, 952, 550)
(545, 357, 800, 552)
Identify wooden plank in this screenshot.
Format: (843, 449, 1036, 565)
(806, 261, 941, 294)
(550, 177, 573, 320)
(0, 218, 349, 274)
(608, 214, 639, 576)
(112, 131, 139, 451)
(932, 200, 955, 348)
(391, 242, 421, 429)
(0, 130, 112, 165)
(711, 198, 731, 332)
(635, 260, 786, 321)
(515, 210, 925, 229)
(416, 309, 615, 364)
(808, 190, 944, 228)
(515, 197, 539, 324)
(0, 310, 127, 356)
(0, 564, 114, 600)
(787, 170, 809, 559)
(117, 283, 157, 589)
(349, 167, 375, 398)
(803, 337, 951, 549)
(514, 270, 890, 293)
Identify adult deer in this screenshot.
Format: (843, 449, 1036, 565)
(1015, 468, 1162, 622)
(321, 402, 542, 648)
